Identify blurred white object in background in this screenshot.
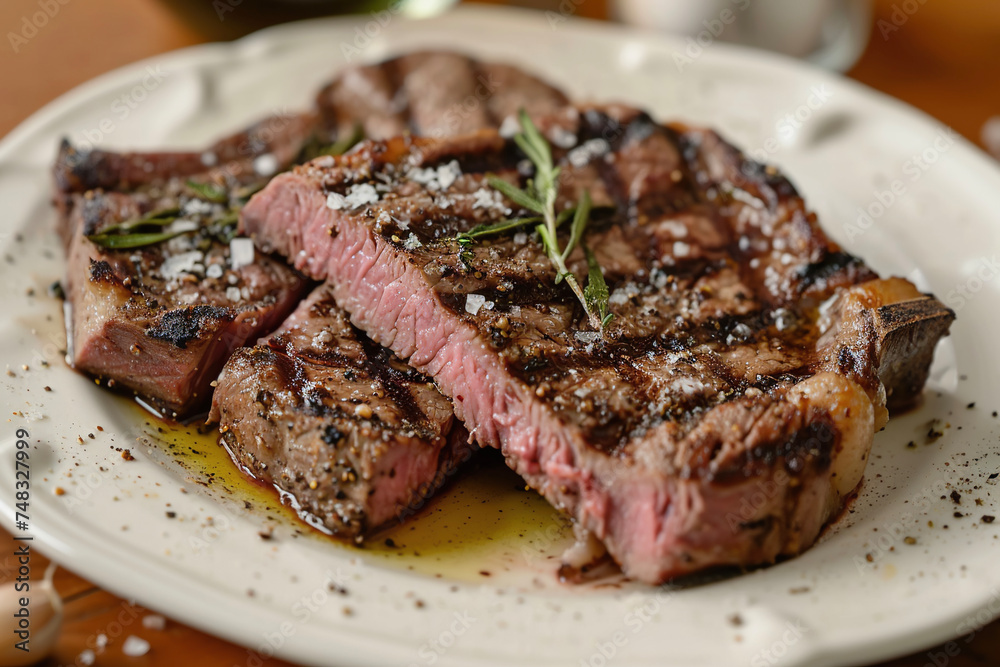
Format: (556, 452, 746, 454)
(612, 0, 872, 72)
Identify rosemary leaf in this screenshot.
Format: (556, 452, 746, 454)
(516, 109, 551, 174)
(322, 123, 365, 157)
(561, 190, 592, 263)
(233, 181, 266, 202)
(96, 208, 180, 236)
(87, 229, 195, 249)
(485, 175, 543, 214)
(556, 207, 575, 228)
(583, 243, 612, 327)
(186, 180, 228, 204)
(459, 216, 543, 241)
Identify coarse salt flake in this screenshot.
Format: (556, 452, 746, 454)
(182, 198, 215, 216)
(326, 192, 347, 210)
(498, 115, 521, 138)
(142, 614, 167, 631)
(465, 294, 486, 315)
(225, 286, 242, 302)
(122, 635, 150, 657)
(347, 183, 379, 207)
(567, 138, 609, 168)
(160, 250, 204, 280)
(726, 323, 753, 345)
(436, 160, 461, 190)
(471, 188, 496, 210)
(229, 238, 255, 270)
(206, 263, 224, 279)
(403, 233, 423, 250)
(549, 126, 578, 149)
(165, 220, 199, 235)
(253, 153, 278, 177)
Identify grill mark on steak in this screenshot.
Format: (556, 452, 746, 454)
(314, 51, 569, 143)
(242, 103, 954, 582)
(210, 284, 470, 540)
(355, 331, 434, 429)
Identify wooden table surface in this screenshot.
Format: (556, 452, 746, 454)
(1, 1, 998, 665)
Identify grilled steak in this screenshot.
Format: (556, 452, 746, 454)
(56, 114, 320, 418)
(210, 284, 471, 539)
(54, 51, 569, 420)
(315, 51, 570, 141)
(241, 104, 955, 582)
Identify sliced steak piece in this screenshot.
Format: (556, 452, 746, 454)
(210, 284, 471, 539)
(65, 189, 310, 419)
(241, 105, 955, 582)
(315, 51, 570, 141)
(58, 113, 320, 419)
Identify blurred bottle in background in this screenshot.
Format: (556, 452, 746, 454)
(612, 0, 872, 71)
(156, 0, 458, 40)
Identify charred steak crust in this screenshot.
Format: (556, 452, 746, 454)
(241, 104, 954, 582)
(57, 113, 318, 419)
(210, 284, 471, 540)
(53, 112, 324, 247)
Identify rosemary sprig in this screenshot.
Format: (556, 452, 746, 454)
(322, 123, 365, 157)
(93, 207, 180, 236)
(186, 180, 228, 203)
(85, 229, 194, 249)
(481, 109, 612, 331)
(583, 242, 613, 327)
(458, 216, 543, 242)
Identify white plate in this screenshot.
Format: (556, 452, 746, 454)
(2, 6, 999, 667)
